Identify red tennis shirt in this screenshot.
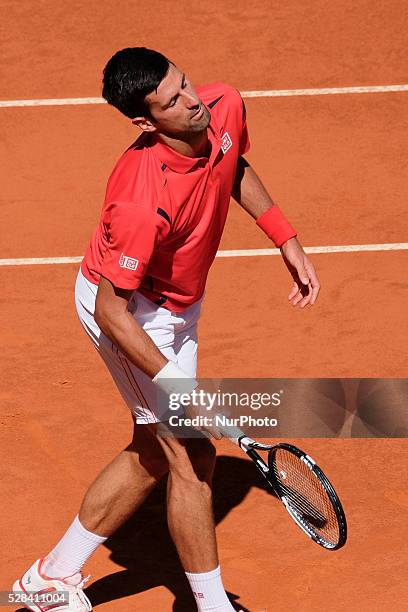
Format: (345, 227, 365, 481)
(81, 82, 250, 312)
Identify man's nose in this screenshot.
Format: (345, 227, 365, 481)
(183, 91, 200, 109)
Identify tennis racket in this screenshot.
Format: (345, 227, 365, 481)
(217, 422, 347, 550)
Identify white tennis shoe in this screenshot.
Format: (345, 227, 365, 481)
(12, 558, 92, 611)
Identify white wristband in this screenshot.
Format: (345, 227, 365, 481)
(152, 361, 198, 395)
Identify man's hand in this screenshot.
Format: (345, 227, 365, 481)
(183, 399, 223, 440)
(169, 384, 223, 440)
(280, 237, 320, 308)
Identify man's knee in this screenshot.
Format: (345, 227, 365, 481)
(126, 422, 169, 480)
(160, 435, 216, 483)
(186, 438, 216, 482)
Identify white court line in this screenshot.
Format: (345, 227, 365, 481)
(1, 243, 407, 267)
(241, 84, 408, 98)
(1, 84, 408, 108)
(0, 97, 105, 108)
(0, 256, 84, 266)
(217, 243, 408, 257)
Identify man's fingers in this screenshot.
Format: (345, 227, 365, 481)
(295, 259, 320, 307)
(305, 260, 320, 304)
(200, 426, 222, 440)
(209, 429, 223, 440)
(289, 278, 309, 302)
(284, 251, 320, 308)
(295, 263, 310, 286)
(299, 285, 313, 308)
(191, 416, 223, 440)
(288, 282, 299, 300)
(310, 281, 320, 305)
(290, 281, 314, 308)
(291, 290, 305, 306)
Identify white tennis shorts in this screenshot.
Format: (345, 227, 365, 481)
(74, 269, 202, 423)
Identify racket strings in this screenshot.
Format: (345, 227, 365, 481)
(273, 450, 340, 545)
(278, 481, 326, 521)
(275, 473, 338, 540)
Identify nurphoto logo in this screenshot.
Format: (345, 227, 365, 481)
(119, 253, 139, 270)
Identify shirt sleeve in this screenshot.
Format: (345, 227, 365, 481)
(239, 96, 250, 156)
(99, 201, 165, 290)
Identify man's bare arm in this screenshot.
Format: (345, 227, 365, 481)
(94, 276, 167, 378)
(232, 156, 276, 218)
(231, 156, 320, 307)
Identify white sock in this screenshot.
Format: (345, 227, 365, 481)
(41, 515, 107, 578)
(185, 565, 234, 611)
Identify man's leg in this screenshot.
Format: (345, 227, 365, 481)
(78, 421, 168, 535)
(42, 421, 169, 578)
(51, 274, 199, 580)
(157, 430, 235, 611)
(161, 434, 217, 571)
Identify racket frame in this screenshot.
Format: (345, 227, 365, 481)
(237, 436, 347, 550)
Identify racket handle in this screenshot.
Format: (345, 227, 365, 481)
(216, 415, 272, 451)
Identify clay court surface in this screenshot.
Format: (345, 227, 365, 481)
(1, 1, 407, 610)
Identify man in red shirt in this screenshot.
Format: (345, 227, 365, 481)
(14, 48, 320, 611)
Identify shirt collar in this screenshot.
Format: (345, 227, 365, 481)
(152, 108, 222, 174)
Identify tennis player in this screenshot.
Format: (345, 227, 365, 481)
(14, 47, 320, 611)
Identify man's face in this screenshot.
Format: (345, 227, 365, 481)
(137, 64, 211, 136)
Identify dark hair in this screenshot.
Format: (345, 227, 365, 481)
(102, 47, 171, 119)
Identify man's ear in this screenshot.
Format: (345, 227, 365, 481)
(132, 116, 157, 132)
